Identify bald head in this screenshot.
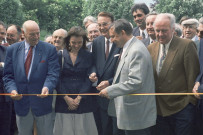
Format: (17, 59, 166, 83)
(22, 20, 40, 46)
(52, 28, 67, 50)
(6, 25, 21, 45)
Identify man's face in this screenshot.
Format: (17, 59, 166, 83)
(52, 30, 65, 49)
(87, 24, 100, 42)
(132, 9, 146, 28)
(154, 18, 174, 44)
(146, 15, 157, 38)
(6, 26, 20, 45)
(198, 24, 203, 39)
(109, 28, 125, 48)
(24, 25, 40, 46)
(98, 16, 112, 38)
(0, 25, 6, 43)
(183, 24, 197, 39)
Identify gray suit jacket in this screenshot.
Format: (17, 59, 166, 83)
(106, 37, 156, 130)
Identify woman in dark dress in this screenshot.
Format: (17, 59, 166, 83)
(53, 26, 98, 135)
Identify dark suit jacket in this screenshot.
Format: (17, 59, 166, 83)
(3, 41, 60, 116)
(92, 35, 120, 110)
(132, 27, 140, 37)
(0, 45, 7, 102)
(147, 36, 199, 117)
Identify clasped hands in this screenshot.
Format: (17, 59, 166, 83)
(89, 72, 110, 98)
(64, 96, 82, 110)
(10, 87, 49, 100)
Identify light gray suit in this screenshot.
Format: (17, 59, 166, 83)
(106, 37, 156, 130)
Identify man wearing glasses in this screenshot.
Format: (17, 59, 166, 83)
(131, 3, 149, 40)
(89, 12, 124, 135)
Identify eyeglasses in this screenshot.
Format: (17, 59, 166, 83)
(98, 22, 110, 27)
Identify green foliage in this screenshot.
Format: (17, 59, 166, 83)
(152, 0, 203, 21)
(83, 0, 134, 25)
(0, 0, 24, 26)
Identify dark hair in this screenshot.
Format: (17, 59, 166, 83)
(109, 19, 133, 36)
(98, 12, 114, 22)
(131, 3, 149, 15)
(7, 24, 22, 35)
(65, 26, 88, 51)
(0, 21, 7, 29)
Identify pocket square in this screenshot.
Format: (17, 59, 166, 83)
(40, 60, 45, 63)
(114, 54, 120, 57)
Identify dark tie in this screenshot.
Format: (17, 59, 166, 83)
(158, 44, 166, 74)
(105, 39, 110, 59)
(25, 46, 33, 77)
(142, 31, 145, 39)
(114, 49, 123, 74)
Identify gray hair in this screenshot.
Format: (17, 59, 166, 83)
(154, 13, 176, 30)
(83, 16, 97, 26)
(199, 17, 203, 24)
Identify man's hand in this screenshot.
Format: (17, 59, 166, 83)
(135, 36, 143, 40)
(99, 88, 109, 99)
(64, 96, 78, 110)
(193, 82, 200, 99)
(89, 72, 98, 82)
(37, 87, 49, 98)
(10, 90, 22, 100)
(96, 81, 109, 91)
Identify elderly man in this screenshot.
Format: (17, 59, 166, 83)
(198, 17, 203, 39)
(52, 28, 67, 51)
(142, 13, 157, 46)
(6, 24, 22, 45)
(86, 23, 101, 51)
(147, 13, 199, 135)
(99, 19, 156, 135)
(182, 18, 200, 53)
(131, 3, 149, 40)
(182, 18, 199, 41)
(83, 15, 97, 29)
(3, 20, 60, 135)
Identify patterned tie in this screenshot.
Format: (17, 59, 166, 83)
(158, 44, 166, 74)
(105, 39, 110, 59)
(25, 46, 33, 77)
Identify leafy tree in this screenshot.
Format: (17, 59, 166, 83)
(151, 0, 203, 22)
(83, 0, 134, 25)
(0, 0, 24, 26)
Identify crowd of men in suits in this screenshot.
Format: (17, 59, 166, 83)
(0, 2, 203, 135)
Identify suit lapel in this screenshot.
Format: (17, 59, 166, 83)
(63, 49, 73, 66)
(103, 43, 119, 72)
(74, 49, 84, 66)
(113, 38, 135, 83)
(16, 42, 27, 79)
(151, 42, 159, 78)
(30, 42, 42, 76)
(158, 37, 178, 82)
